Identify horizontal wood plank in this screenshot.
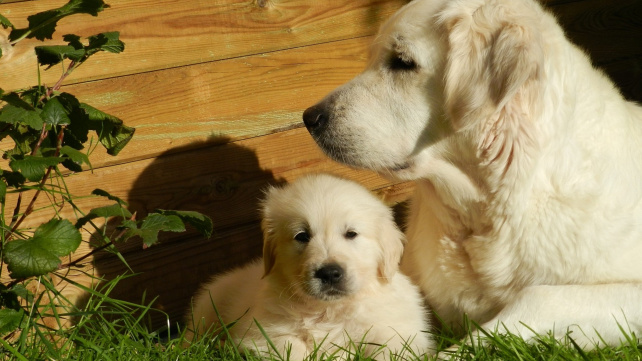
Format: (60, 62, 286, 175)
(547, 0, 642, 65)
(4, 127, 413, 249)
(0, 36, 372, 170)
(0, 0, 407, 91)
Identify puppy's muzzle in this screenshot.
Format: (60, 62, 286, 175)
(313, 263, 347, 297)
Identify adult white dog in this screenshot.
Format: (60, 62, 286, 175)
(303, 0, 642, 348)
(186, 174, 433, 359)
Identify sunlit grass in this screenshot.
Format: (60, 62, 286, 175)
(2, 276, 640, 361)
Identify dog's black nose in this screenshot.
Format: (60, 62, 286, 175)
(314, 264, 344, 285)
(302, 104, 329, 132)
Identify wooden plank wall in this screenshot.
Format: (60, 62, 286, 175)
(1, 0, 641, 330)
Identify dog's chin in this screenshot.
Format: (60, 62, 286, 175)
(318, 144, 418, 180)
(378, 161, 417, 180)
(304, 283, 350, 301)
(309, 288, 348, 301)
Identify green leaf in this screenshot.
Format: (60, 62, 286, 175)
(0, 104, 44, 130)
(102, 123, 134, 156)
(58, 92, 90, 148)
(4, 126, 40, 157)
(62, 34, 83, 49)
(60, 145, 90, 166)
(126, 213, 186, 247)
(9, 156, 63, 182)
(0, 309, 24, 335)
(81, 103, 135, 155)
(8, 87, 46, 108)
(76, 203, 132, 229)
(0, 284, 20, 310)
(62, 0, 109, 17)
(1, 171, 26, 188)
(41, 97, 71, 126)
(87, 31, 124, 54)
(89, 203, 132, 219)
(91, 188, 128, 206)
(155, 210, 213, 239)
(1, 92, 35, 109)
(10, 284, 32, 302)
(9, 0, 109, 42)
(0, 14, 13, 30)
(3, 219, 82, 278)
(35, 32, 124, 68)
(35, 45, 85, 68)
(60, 145, 91, 172)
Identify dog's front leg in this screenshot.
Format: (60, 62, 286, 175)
(438, 283, 642, 359)
(480, 283, 642, 346)
(453, 283, 642, 353)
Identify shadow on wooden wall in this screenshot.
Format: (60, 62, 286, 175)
(93, 138, 287, 329)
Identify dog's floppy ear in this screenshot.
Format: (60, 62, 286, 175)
(439, 1, 544, 129)
(261, 218, 277, 277)
(377, 216, 406, 282)
(261, 186, 279, 278)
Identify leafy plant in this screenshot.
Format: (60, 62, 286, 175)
(0, 0, 213, 353)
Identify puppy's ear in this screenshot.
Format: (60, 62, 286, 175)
(261, 186, 279, 278)
(440, 2, 544, 129)
(261, 218, 277, 277)
(377, 217, 406, 282)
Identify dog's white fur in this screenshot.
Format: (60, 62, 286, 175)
(186, 174, 433, 359)
(304, 0, 642, 348)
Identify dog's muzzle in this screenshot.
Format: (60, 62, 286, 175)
(311, 263, 347, 298)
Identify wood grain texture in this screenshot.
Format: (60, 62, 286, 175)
(544, 0, 642, 101)
(0, 0, 407, 91)
(48, 37, 372, 169)
(3, 127, 413, 248)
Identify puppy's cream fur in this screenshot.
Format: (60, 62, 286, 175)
(186, 174, 433, 359)
(304, 0, 642, 348)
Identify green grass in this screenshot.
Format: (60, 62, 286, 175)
(2, 276, 641, 361)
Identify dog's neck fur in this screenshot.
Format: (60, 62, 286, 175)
(403, 26, 642, 326)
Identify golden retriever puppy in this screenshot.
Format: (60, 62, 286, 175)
(186, 174, 433, 359)
(303, 0, 642, 350)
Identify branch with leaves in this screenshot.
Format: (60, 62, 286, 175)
(0, 0, 213, 342)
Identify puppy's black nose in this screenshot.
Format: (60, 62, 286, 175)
(314, 264, 344, 285)
(302, 104, 329, 132)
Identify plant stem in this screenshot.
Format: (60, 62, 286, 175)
(6, 127, 66, 240)
(4, 59, 79, 242)
(60, 212, 136, 270)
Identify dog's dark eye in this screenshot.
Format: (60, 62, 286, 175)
(344, 230, 358, 240)
(294, 231, 311, 243)
(388, 53, 417, 71)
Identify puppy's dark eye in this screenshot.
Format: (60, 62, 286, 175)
(344, 230, 358, 240)
(294, 231, 310, 243)
(389, 53, 417, 71)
